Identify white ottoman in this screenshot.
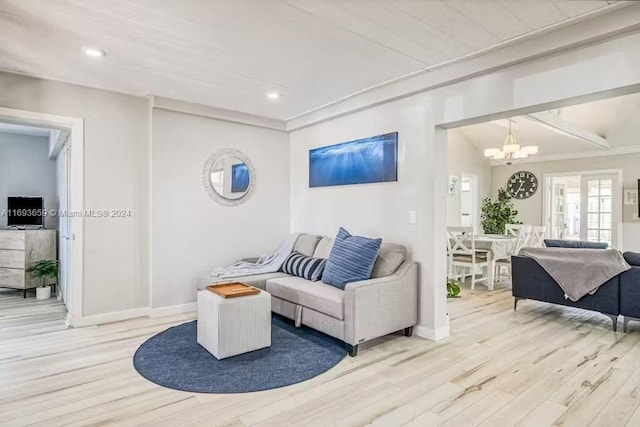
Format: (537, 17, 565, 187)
(197, 289, 271, 360)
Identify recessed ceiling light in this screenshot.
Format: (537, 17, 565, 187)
(84, 48, 106, 58)
(267, 92, 280, 100)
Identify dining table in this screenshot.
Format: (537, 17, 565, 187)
(459, 233, 519, 290)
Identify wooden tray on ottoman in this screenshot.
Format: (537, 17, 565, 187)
(206, 282, 260, 298)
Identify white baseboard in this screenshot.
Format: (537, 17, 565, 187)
(149, 302, 196, 318)
(69, 302, 197, 327)
(415, 324, 450, 341)
(70, 307, 149, 327)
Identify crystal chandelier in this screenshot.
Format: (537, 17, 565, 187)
(484, 120, 538, 165)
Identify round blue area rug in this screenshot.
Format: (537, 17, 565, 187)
(133, 315, 347, 393)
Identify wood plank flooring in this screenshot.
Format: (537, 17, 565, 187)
(2, 283, 640, 426)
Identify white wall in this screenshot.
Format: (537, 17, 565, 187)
(0, 132, 58, 229)
(291, 30, 640, 340)
(151, 109, 290, 308)
(446, 129, 491, 229)
(491, 153, 640, 251)
(0, 72, 150, 316)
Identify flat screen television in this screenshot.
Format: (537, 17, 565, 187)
(7, 197, 44, 227)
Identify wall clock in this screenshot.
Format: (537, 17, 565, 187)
(507, 171, 538, 199)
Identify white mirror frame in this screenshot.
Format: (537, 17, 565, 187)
(202, 148, 256, 207)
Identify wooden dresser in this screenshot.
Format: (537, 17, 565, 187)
(0, 230, 56, 297)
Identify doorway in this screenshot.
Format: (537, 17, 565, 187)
(544, 171, 622, 248)
(460, 173, 479, 231)
(0, 107, 84, 327)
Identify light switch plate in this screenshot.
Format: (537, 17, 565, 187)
(409, 210, 417, 224)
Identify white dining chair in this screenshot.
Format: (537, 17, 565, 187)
(495, 224, 533, 282)
(505, 224, 533, 247)
(527, 226, 547, 248)
(447, 226, 489, 290)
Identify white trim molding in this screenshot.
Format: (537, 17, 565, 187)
(149, 302, 197, 319)
(415, 324, 450, 342)
(71, 307, 150, 327)
(72, 303, 198, 327)
(151, 96, 287, 131)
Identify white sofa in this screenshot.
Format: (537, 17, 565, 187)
(197, 234, 419, 356)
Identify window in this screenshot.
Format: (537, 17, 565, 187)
(584, 177, 613, 247)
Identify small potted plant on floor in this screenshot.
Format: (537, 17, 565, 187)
(27, 260, 59, 300)
(447, 278, 461, 298)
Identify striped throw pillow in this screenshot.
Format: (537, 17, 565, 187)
(322, 227, 382, 289)
(281, 252, 327, 281)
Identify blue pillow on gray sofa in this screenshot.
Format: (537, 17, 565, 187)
(544, 239, 608, 249)
(322, 227, 382, 290)
(624, 252, 640, 266)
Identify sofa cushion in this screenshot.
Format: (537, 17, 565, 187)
(313, 237, 334, 259)
(544, 239, 609, 249)
(281, 251, 327, 281)
(371, 243, 407, 278)
(293, 234, 322, 257)
(197, 272, 289, 291)
(624, 251, 640, 266)
(267, 276, 345, 320)
(322, 227, 382, 289)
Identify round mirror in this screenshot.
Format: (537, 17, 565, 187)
(203, 149, 256, 207)
(209, 156, 251, 200)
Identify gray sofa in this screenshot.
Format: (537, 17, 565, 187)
(197, 234, 419, 356)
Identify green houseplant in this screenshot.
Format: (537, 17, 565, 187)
(27, 260, 59, 300)
(480, 188, 521, 234)
(447, 278, 461, 298)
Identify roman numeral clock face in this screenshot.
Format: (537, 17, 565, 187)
(507, 171, 538, 199)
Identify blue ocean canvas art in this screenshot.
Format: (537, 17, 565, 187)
(231, 163, 250, 193)
(309, 132, 398, 188)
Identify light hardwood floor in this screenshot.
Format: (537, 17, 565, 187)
(2, 284, 640, 427)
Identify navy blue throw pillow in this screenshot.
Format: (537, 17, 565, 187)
(280, 252, 326, 281)
(624, 252, 640, 266)
(322, 227, 382, 289)
(544, 239, 608, 249)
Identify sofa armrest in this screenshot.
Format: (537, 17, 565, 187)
(343, 261, 418, 346)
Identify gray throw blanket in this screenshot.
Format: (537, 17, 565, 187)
(519, 247, 630, 302)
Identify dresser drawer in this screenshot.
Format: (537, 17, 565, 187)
(0, 231, 26, 250)
(0, 267, 25, 288)
(0, 250, 25, 268)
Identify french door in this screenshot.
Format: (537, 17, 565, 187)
(581, 174, 616, 247)
(545, 172, 620, 248)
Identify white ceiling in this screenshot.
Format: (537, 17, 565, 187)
(0, 122, 52, 138)
(0, 0, 623, 120)
(456, 91, 640, 159)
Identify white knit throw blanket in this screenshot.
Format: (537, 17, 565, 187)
(209, 233, 300, 279)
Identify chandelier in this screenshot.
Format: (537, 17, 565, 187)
(484, 120, 538, 165)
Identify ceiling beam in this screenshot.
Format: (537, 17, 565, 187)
(524, 111, 610, 150)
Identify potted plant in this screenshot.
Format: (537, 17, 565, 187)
(447, 278, 461, 298)
(27, 259, 59, 300)
(480, 188, 521, 234)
